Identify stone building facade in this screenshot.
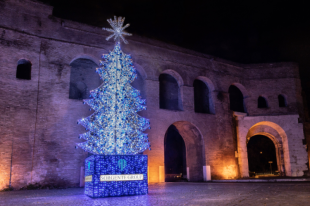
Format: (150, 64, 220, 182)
(0, 0, 309, 189)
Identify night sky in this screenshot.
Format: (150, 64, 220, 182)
(40, 0, 310, 115)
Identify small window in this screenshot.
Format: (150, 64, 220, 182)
(258, 96, 268, 108)
(16, 59, 31, 80)
(278, 94, 287, 107)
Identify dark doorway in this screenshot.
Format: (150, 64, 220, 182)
(193, 79, 210, 113)
(164, 125, 187, 182)
(229, 85, 246, 112)
(159, 73, 182, 110)
(247, 135, 278, 177)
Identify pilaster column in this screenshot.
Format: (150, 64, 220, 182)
(233, 112, 249, 178)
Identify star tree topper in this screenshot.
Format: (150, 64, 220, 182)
(102, 16, 132, 44)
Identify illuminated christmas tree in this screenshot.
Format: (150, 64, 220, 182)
(77, 16, 151, 155)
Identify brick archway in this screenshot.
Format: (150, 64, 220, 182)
(245, 121, 292, 176)
(164, 121, 204, 181)
(234, 114, 308, 177)
(235, 117, 293, 177)
(246, 131, 285, 176)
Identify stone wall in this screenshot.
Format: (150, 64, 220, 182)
(0, 0, 308, 189)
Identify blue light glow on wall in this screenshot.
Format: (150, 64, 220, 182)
(85, 155, 148, 197)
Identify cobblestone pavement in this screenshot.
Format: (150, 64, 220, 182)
(1, 182, 310, 206)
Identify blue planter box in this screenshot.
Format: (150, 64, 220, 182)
(84, 155, 148, 197)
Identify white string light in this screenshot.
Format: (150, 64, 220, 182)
(77, 17, 150, 155)
(102, 16, 132, 44)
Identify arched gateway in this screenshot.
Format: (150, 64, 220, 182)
(164, 121, 204, 182)
(233, 113, 299, 177)
(245, 121, 290, 176)
(247, 135, 279, 176)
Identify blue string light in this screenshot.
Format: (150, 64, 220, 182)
(76, 16, 150, 197)
(76, 42, 151, 155)
(85, 155, 148, 197)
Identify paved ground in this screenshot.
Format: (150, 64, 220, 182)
(1, 182, 310, 206)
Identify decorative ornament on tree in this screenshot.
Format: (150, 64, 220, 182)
(102, 16, 132, 44)
(77, 16, 151, 155)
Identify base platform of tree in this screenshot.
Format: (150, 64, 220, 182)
(84, 155, 148, 197)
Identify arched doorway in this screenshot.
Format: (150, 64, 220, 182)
(235, 117, 307, 178)
(164, 125, 187, 182)
(247, 135, 279, 177)
(243, 121, 290, 177)
(164, 121, 204, 182)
